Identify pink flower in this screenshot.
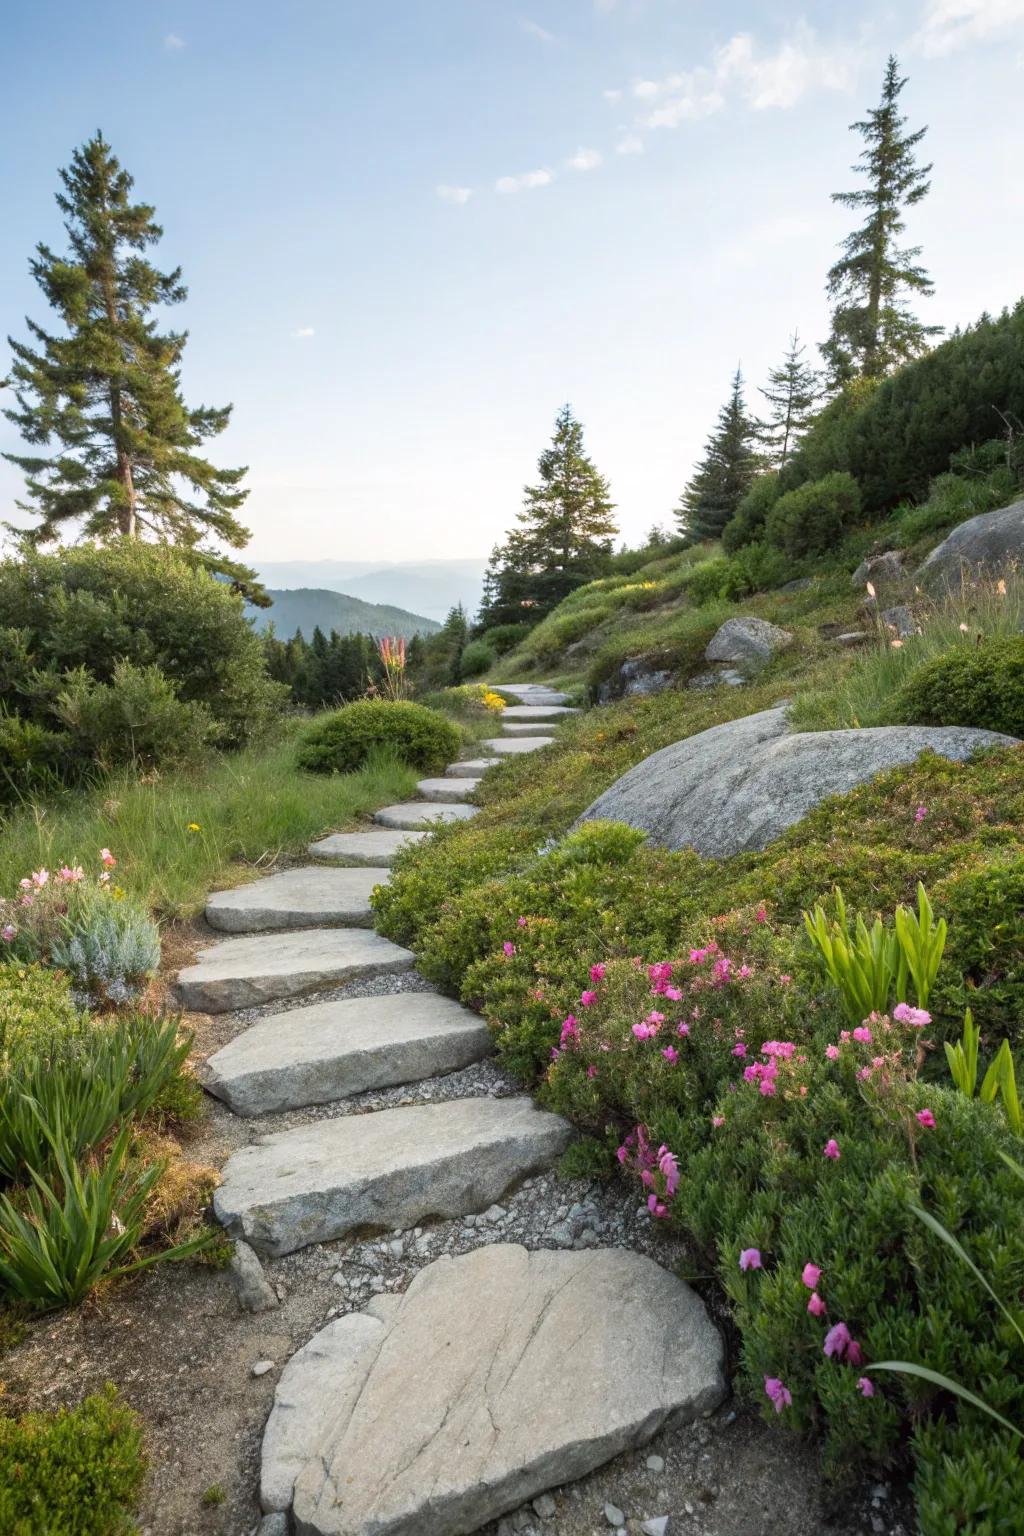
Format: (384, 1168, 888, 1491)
(517, 916, 528, 928)
(779, 974, 792, 986)
(847, 1339, 863, 1367)
(857, 1377, 875, 1398)
(739, 1248, 762, 1272)
(632, 1022, 656, 1041)
(550, 1047, 560, 1062)
(893, 1003, 931, 1027)
(589, 963, 606, 982)
(586, 1065, 597, 1079)
(916, 1108, 936, 1129)
(764, 1376, 792, 1413)
(825, 1044, 840, 1060)
(731, 1042, 748, 1057)
(31, 868, 49, 889)
(915, 805, 928, 823)
(712, 1115, 725, 1128)
(823, 1321, 852, 1360)
(1, 924, 16, 942)
(822, 1139, 841, 1160)
(801, 1263, 821, 1289)
(559, 1015, 579, 1048)
(616, 1144, 629, 1164)
(58, 865, 84, 883)
(648, 1194, 668, 1219)
(580, 990, 598, 1008)
(503, 942, 516, 957)
(807, 1291, 827, 1317)
(676, 1022, 690, 1037)
(661, 1046, 679, 1065)
(853, 1025, 873, 1043)
(756, 906, 767, 923)
(99, 848, 117, 867)
(658, 1147, 680, 1195)
(664, 986, 683, 1001)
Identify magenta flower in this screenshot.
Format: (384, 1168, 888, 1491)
(712, 1115, 725, 1128)
(739, 1248, 762, 1272)
(559, 1015, 580, 1048)
(1, 924, 16, 943)
(852, 1025, 873, 1043)
(632, 1021, 656, 1041)
(580, 990, 598, 1008)
(503, 942, 516, 957)
(31, 868, 49, 889)
(847, 1339, 863, 1367)
(658, 1146, 680, 1195)
(731, 1042, 748, 1058)
(893, 1003, 931, 1026)
(915, 805, 928, 823)
(756, 906, 767, 923)
(857, 1377, 875, 1398)
(517, 915, 528, 928)
(661, 1045, 680, 1065)
(664, 985, 683, 1001)
(823, 1321, 852, 1359)
(764, 1376, 792, 1413)
(589, 962, 606, 982)
(647, 1193, 668, 1219)
(586, 1064, 597, 1079)
(825, 1044, 840, 1060)
(822, 1138, 841, 1160)
(801, 1262, 821, 1289)
(677, 1022, 689, 1037)
(916, 1108, 936, 1129)
(807, 1291, 827, 1317)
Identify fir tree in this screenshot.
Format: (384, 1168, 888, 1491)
(756, 333, 822, 470)
(3, 133, 264, 599)
(481, 405, 616, 621)
(676, 369, 759, 541)
(823, 57, 940, 387)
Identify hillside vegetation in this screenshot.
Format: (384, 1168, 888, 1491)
(247, 586, 440, 641)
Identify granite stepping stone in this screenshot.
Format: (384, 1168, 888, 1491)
(415, 777, 483, 803)
(205, 867, 388, 934)
(201, 993, 493, 1115)
(175, 928, 415, 1013)
(482, 737, 555, 755)
(501, 705, 578, 720)
(213, 1096, 571, 1256)
(445, 758, 497, 778)
(494, 684, 572, 705)
(307, 828, 429, 865)
(261, 1244, 726, 1531)
(374, 801, 479, 829)
(501, 721, 563, 735)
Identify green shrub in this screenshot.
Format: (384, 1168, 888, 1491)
(0, 967, 85, 1066)
(458, 639, 496, 679)
(53, 660, 214, 772)
(48, 889, 160, 1010)
(765, 472, 862, 559)
(681, 557, 734, 605)
(891, 636, 1024, 739)
(0, 1383, 146, 1535)
(479, 623, 532, 656)
(296, 699, 460, 776)
(722, 473, 781, 552)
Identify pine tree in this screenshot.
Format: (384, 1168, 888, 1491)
(756, 333, 822, 470)
(676, 369, 759, 541)
(822, 57, 940, 387)
(482, 405, 616, 621)
(3, 133, 264, 599)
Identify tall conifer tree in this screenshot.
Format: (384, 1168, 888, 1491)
(676, 369, 759, 542)
(3, 133, 263, 599)
(756, 333, 822, 470)
(823, 57, 940, 387)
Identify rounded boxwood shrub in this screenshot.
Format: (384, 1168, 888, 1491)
(296, 699, 460, 775)
(764, 471, 862, 558)
(458, 639, 496, 679)
(890, 636, 1024, 739)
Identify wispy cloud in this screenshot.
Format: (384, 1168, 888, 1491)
(495, 167, 555, 193)
(616, 133, 644, 155)
(603, 87, 624, 103)
(913, 0, 1024, 55)
(436, 184, 474, 205)
(163, 32, 185, 50)
(293, 326, 315, 339)
(520, 17, 556, 43)
(566, 147, 603, 172)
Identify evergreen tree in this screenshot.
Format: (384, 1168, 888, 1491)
(3, 133, 263, 599)
(756, 333, 822, 470)
(676, 369, 759, 541)
(481, 405, 616, 621)
(823, 57, 940, 387)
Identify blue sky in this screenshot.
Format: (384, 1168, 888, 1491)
(2, 0, 1023, 563)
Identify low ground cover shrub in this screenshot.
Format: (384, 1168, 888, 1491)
(296, 699, 460, 776)
(891, 634, 1024, 739)
(0, 1383, 146, 1534)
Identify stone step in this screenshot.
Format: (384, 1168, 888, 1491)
(445, 758, 496, 778)
(493, 684, 572, 705)
(500, 721, 561, 735)
(213, 1096, 571, 1256)
(374, 801, 479, 829)
(482, 736, 554, 756)
(415, 777, 482, 803)
(176, 928, 415, 1013)
(201, 993, 492, 1116)
(308, 828, 429, 866)
(501, 704, 578, 720)
(205, 867, 388, 934)
(261, 1244, 726, 1532)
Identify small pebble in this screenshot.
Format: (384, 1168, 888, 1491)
(646, 1454, 665, 1473)
(604, 1503, 626, 1529)
(532, 1492, 556, 1520)
(251, 1360, 274, 1378)
(641, 1520, 670, 1536)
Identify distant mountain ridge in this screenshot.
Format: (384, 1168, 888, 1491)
(247, 587, 440, 641)
(250, 558, 487, 622)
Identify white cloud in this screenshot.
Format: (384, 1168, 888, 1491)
(616, 133, 644, 155)
(293, 327, 315, 338)
(436, 184, 473, 205)
(566, 147, 603, 172)
(603, 87, 624, 103)
(521, 17, 556, 43)
(495, 167, 555, 193)
(914, 0, 1024, 55)
(163, 32, 185, 50)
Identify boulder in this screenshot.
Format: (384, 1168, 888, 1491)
(851, 550, 905, 590)
(918, 497, 1024, 590)
(687, 668, 745, 691)
(880, 604, 916, 639)
(266, 1244, 725, 1534)
(228, 1239, 279, 1313)
(577, 706, 1018, 858)
(704, 617, 792, 668)
(597, 657, 674, 704)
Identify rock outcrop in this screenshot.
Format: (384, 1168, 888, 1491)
(704, 617, 792, 668)
(918, 497, 1024, 590)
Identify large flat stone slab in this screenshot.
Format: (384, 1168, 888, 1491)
(201, 993, 493, 1115)
(214, 1097, 571, 1256)
(579, 706, 1018, 857)
(482, 736, 554, 755)
(501, 721, 563, 735)
(308, 829, 429, 866)
(267, 1245, 725, 1532)
(495, 684, 572, 705)
(415, 777, 482, 802)
(176, 928, 415, 1013)
(374, 801, 478, 829)
(445, 758, 496, 778)
(501, 704, 578, 720)
(205, 867, 388, 933)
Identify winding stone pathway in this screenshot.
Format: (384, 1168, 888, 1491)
(178, 687, 725, 1533)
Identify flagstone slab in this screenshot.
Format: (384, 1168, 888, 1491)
(482, 736, 555, 755)
(415, 777, 483, 802)
(205, 867, 388, 934)
(501, 705, 578, 720)
(494, 685, 572, 705)
(265, 1244, 725, 1532)
(213, 1097, 571, 1257)
(374, 801, 479, 829)
(176, 928, 415, 1013)
(201, 992, 493, 1115)
(308, 829, 429, 866)
(500, 721, 563, 735)
(445, 758, 497, 778)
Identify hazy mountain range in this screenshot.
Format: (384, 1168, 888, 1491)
(250, 558, 487, 623)
(247, 587, 441, 641)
